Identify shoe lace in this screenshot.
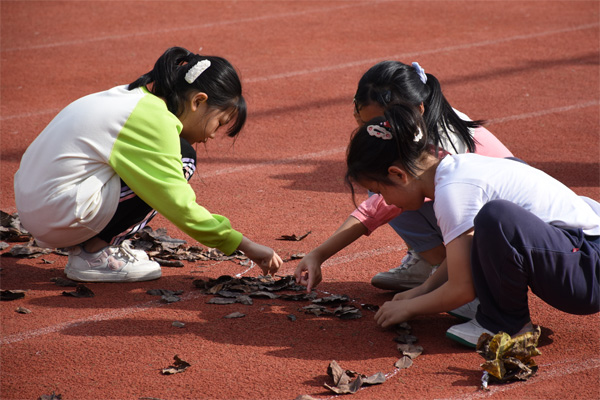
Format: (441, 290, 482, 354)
(112, 243, 140, 261)
(389, 249, 420, 272)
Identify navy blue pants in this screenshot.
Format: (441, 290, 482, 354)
(471, 200, 600, 335)
(97, 137, 196, 245)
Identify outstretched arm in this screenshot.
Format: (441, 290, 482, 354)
(374, 230, 476, 327)
(294, 216, 368, 292)
(237, 236, 283, 276)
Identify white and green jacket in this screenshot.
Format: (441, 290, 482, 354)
(14, 85, 243, 254)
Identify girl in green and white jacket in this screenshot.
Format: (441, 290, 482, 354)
(15, 47, 282, 283)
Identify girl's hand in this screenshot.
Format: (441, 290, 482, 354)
(237, 237, 283, 276)
(294, 252, 323, 292)
(374, 299, 413, 328)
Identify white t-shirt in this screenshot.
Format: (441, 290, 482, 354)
(434, 154, 600, 244)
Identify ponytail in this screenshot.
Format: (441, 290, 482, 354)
(354, 60, 483, 153)
(422, 74, 479, 153)
(128, 47, 246, 137)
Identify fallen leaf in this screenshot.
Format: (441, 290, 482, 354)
(277, 231, 311, 241)
(161, 355, 190, 375)
(394, 333, 418, 344)
(224, 312, 246, 319)
(37, 392, 62, 400)
(397, 343, 423, 359)
(333, 305, 362, 320)
(16, 307, 32, 314)
(312, 294, 350, 305)
(324, 360, 385, 394)
(161, 294, 181, 303)
(154, 258, 184, 267)
(207, 297, 237, 305)
(476, 326, 542, 384)
(147, 289, 184, 296)
(62, 284, 94, 298)
(1, 290, 26, 301)
(172, 321, 186, 328)
(394, 356, 413, 369)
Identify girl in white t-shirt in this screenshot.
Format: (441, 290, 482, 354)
(341, 103, 599, 347)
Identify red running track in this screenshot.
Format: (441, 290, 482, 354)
(1, 1, 598, 399)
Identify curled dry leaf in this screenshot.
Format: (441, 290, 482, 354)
(16, 306, 32, 314)
(394, 355, 413, 369)
(276, 231, 311, 241)
(312, 294, 350, 305)
(224, 312, 246, 319)
(62, 284, 94, 298)
(324, 360, 385, 394)
(1, 290, 26, 301)
(397, 343, 423, 359)
(476, 326, 542, 384)
(161, 355, 190, 375)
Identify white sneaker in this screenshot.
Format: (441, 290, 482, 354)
(448, 298, 480, 321)
(371, 249, 436, 291)
(446, 319, 535, 348)
(65, 244, 161, 282)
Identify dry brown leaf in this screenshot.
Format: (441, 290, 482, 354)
(276, 231, 311, 241)
(161, 355, 190, 375)
(224, 312, 246, 319)
(394, 356, 413, 369)
(62, 284, 94, 298)
(397, 343, 423, 359)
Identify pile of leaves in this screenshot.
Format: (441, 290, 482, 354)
(129, 227, 249, 266)
(476, 325, 542, 386)
(193, 274, 366, 320)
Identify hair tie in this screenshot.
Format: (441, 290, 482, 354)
(367, 121, 393, 140)
(185, 59, 211, 84)
(411, 62, 427, 84)
(413, 127, 424, 143)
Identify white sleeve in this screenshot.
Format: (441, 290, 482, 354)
(434, 182, 490, 244)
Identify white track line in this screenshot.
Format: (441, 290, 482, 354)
(0, 290, 205, 345)
(442, 357, 600, 400)
(0, 3, 366, 53)
(0, 245, 404, 345)
(194, 100, 597, 180)
(1, 23, 597, 122)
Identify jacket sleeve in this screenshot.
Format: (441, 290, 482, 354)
(108, 95, 243, 255)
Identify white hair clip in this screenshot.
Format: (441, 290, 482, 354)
(367, 124, 392, 140)
(185, 59, 211, 84)
(413, 127, 424, 143)
(412, 62, 427, 84)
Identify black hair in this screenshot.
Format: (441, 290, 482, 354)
(128, 46, 246, 137)
(345, 102, 428, 202)
(354, 60, 482, 153)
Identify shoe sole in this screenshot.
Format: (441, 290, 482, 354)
(445, 331, 477, 348)
(370, 280, 423, 292)
(65, 269, 162, 283)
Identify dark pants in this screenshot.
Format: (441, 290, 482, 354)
(96, 137, 196, 245)
(471, 200, 600, 335)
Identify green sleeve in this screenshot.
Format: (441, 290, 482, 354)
(109, 94, 243, 255)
